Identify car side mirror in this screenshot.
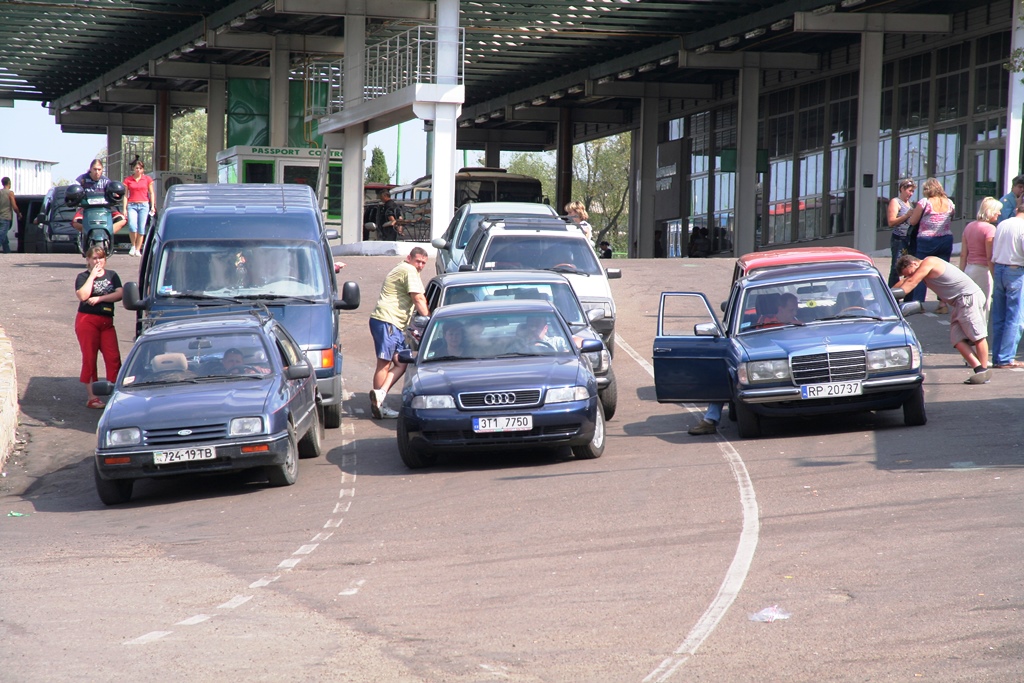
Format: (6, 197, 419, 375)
(586, 308, 605, 323)
(579, 339, 603, 354)
(334, 281, 360, 310)
(122, 281, 147, 311)
(397, 349, 417, 364)
(431, 237, 449, 250)
(720, 300, 727, 312)
(900, 301, 923, 317)
(694, 322, 721, 337)
(92, 380, 114, 396)
(285, 361, 312, 380)
(363, 222, 377, 233)
(890, 287, 906, 301)
(324, 229, 340, 241)
(458, 264, 474, 272)
(605, 268, 622, 279)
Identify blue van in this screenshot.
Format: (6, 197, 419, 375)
(122, 184, 360, 428)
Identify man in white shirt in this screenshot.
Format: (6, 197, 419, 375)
(989, 199, 1024, 368)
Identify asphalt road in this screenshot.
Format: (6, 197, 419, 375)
(1, 249, 1022, 682)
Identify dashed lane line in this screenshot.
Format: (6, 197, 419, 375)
(615, 333, 761, 682)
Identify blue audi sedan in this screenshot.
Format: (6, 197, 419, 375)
(653, 260, 926, 438)
(395, 300, 606, 468)
(92, 312, 322, 504)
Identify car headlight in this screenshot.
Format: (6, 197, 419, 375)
(107, 427, 141, 447)
(740, 359, 792, 384)
(546, 386, 590, 403)
(229, 417, 265, 436)
(585, 349, 610, 372)
(866, 346, 912, 372)
(583, 300, 614, 318)
(411, 395, 456, 409)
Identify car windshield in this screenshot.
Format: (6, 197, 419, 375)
(122, 331, 273, 386)
(420, 310, 574, 362)
(737, 274, 898, 333)
(481, 235, 603, 275)
(155, 239, 328, 299)
(440, 282, 586, 325)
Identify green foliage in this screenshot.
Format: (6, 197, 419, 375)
(366, 146, 391, 183)
(572, 132, 631, 251)
(505, 151, 556, 204)
(118, 109, 208, 176)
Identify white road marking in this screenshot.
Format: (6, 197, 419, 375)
(294, 544, 319, 555)
(324, 518, 343, 528)
(339, 579, 367, 596)
(278, 558, 302, 569)
(615, 333, 761, 682)
(218, 595, 253, 610)
(334, 501, 352, 514)
(311, 532, 333, 542)
(124, 631, 172, 645)
(249, 576, 280, 588)
(339, 487, 355, 498)
(176, 614, 211, 626)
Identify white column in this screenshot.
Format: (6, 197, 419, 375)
(269, 36, 291, 147)
(634, 93, 658, 257)
(734, 65, 759, 256)
(341, 13, 366, 245)
(428, 0, 461, 238)
(854, 31, 883, 254)
(206, 75, 226, 182)
(1006, 3, 1024, 189)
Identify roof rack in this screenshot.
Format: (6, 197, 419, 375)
(139, 303, 274, 333)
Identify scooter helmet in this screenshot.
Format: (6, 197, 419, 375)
(64, 183, 84, 206)
(104, 181, 126, 204)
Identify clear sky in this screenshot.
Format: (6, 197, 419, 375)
(0, 99, 431, 185)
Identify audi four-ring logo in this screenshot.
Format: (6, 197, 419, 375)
(484, 392, 517, 405)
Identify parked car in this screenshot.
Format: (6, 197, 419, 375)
(424, 270, 618, 419)
(92, 311, 323, 505)
(122, 183, 360, 429)
(14, 193, 45, 253)
(459, 217, 622, 355)
(430, 201, 560, 275)
(653, 258, 926, 438)
(395, 300, 606, 468)
(33, 185, 132, 254)
(731, 246, 875, 284)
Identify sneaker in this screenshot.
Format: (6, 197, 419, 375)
(128, 247, 137, 256)
(369, 390, 382, 419)
(379, 405, 400, 419)
(688, 419, 718, 435)
(965, 368, 991, 385)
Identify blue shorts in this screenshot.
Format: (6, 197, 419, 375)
(369, 318, 407, 361)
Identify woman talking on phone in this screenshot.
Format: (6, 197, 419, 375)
(75, 246, 123, 408)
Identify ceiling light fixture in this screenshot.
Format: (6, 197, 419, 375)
(771, 18, 793, 30)
(230, 16, 246, 27)
(514, 102, 530, 110)
(475, 114, 489, 123)
(194, 36, 208, 47)
(812, 4, 837, 15)
(532, 96, 548, 105)
(659, 54, 679, 66)
(744, 27, 766, 39)
(168, 49, 182, 60)
(596, 75, 614, 85)
(719, 36, 740, 48)
(638, 62, 657, 73)
(180, 43, 195, 53)
(694, 44, 715, 55)
(70, 103, 81, 110)
(490, 110, 504, 119)
(549, 90, 565, 100)
(458, 119, 472, 128)
(618, 69, 636, 79)
(840, 0, 865, 6)
(567, 84, 585, 94)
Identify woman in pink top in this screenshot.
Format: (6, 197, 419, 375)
(958, 196, 1000, 316)
(122, 159, 155, 257)
(907, 178, 955, 308)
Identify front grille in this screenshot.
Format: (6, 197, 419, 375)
(458, 389, 542, 409)
(144, 423, 228, 447)
(791, 350, 866, 385)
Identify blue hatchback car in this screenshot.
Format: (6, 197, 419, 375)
(92, 311, 323, 504)
(395, 300, 606, 468)
(653, 260, 926, 438)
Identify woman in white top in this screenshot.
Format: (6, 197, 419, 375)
(565, 200, 593, 242)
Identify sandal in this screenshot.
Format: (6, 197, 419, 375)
(994, 360, 1024, 368)
(86, 398, 105, 409)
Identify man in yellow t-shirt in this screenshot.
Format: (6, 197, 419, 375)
(369, 247, 430, 418)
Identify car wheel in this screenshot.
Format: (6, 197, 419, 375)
(727, 401, 738, 422)
(94, 463, 133, 505)
(599, 367, 618, 421)
(298, 404, 324, 459)
(604, 334, 616, 359)
(734, 401, 762, 439)
(266, 425, 299, 486)
(903, 384, 927, 426)
(323, 402, 342, 429)
(397, 415, 436, 469)
(572, 403, 606, 459)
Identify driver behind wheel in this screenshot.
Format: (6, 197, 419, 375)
(755, 292, 801, 329)
(511, 315, 571, 353)
(220, 347, 270, 375)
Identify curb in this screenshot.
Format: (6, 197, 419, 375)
(0, 325, 17, 472)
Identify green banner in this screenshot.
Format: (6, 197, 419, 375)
(227, 79, 270, 147)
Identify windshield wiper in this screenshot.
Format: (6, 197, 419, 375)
(193, 374, 265, 381)
(546, 265, 591, 276)
(818, 313, 883, 322)
(233, 294, 319, 303)
(164, 292, 242, 303)
(425, 354, 482, 362)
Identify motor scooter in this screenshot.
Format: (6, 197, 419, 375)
(64, 181, 126, 256)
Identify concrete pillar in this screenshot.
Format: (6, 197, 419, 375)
(341, 13, 366, 245)
(1007, 4, 1024, 187)
(485, 142, 501, 169)
(556, 107, 573, 211)
(734, 65, 760, 256)
(154, 90, 171, 172)
(430, 103, 459, 239)
(106, 125, 123, 179)
(854, 30, 883, 255)
(206, 76, 226, 182)
(270, 36, 291, 147)
(634, 94, 659, 258)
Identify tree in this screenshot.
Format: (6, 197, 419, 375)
(572, 133, 631, 251)
(366, 146, 391, 183)
(115, 109, 208, 176)
(505, 151, 556, 204)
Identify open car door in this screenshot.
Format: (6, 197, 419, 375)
(653, 292, 732, 403)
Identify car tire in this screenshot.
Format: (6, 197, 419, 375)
(727, 401, 738, 422)
(572, 403, 605, 459)
(397, 415, 436, 469)
(94, 464, 133, 505)
(323, 402, 342, 429)
(734, 401, 762, 439)
(903, 384, 927, 426)
(605, 334, 615, 359)
(298, 404, 324, 459)
(266, 425, 299, 486)
(599, 367, 618, 421)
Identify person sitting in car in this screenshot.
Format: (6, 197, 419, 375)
(511, 315, 571, 354)
(217, 347, 270, 375)
(427, 320, 469, 360)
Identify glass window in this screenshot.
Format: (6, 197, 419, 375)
(767, 159, 793, 245)
(897, 81, 931, 129)
(974, 63, 1008, 115)
(123, 332, 272, 385)
(768, 114, 794, 157)
(897, 132, 929, 180)
(798, 153, 824, 240)
(799, 108, 825, 151)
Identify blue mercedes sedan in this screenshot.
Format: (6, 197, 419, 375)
(395, 300, 606, 468)
(92, 312, 322, 504)
(653, 260, 926, 438)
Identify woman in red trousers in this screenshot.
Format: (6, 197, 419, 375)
(75, 246, 123, 408)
